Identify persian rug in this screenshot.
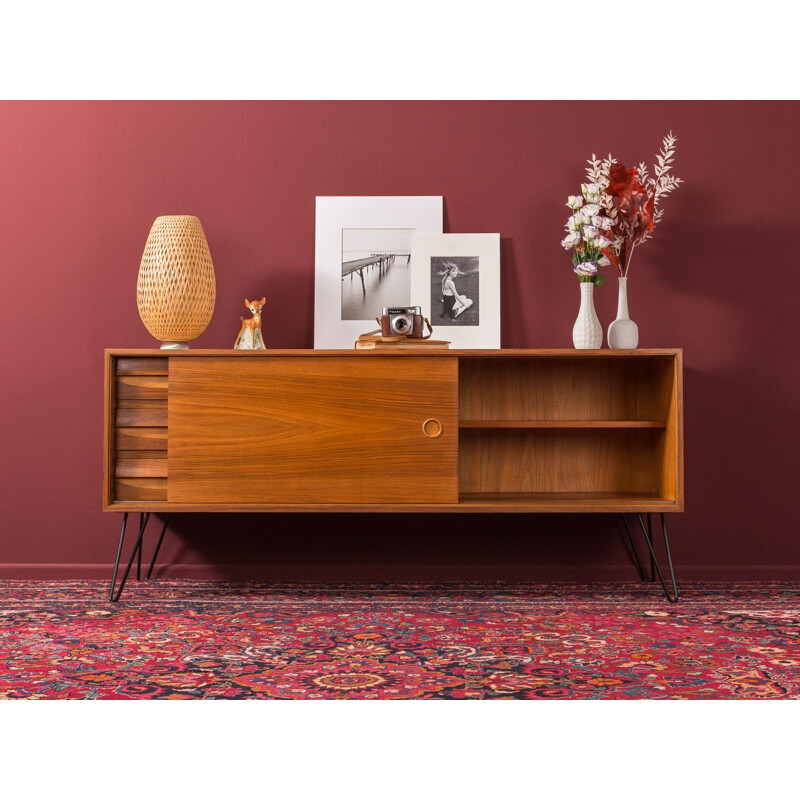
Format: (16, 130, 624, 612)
(0, 581, 798, 699)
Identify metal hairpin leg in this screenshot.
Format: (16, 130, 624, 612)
(146, 514, 171, 581)
(621, 513, 647, 582)
(621, 512, 679, 603)
(109, 512, 171, 602)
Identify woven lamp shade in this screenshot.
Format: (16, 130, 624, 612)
(137, 215, 216, 348)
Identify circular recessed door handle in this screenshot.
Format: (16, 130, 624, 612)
(422, 418, 443, 439)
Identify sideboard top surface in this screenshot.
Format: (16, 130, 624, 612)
(106, 348, 682, 358)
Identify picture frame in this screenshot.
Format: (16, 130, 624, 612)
(314, 196, 443, 349)
(410, 233, 501, 349)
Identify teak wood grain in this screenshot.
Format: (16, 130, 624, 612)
(116, 401, 168, 427)
(458, 420, 666, 429)
(115, 478, 168, 501)
(105, 353, 169, 505)
(115, 427, 168, 450)
(115, 455, 168, 478)
(458, 428, 661, 495)
(167, 356, 459, 504)
(102, 350, 683, 512)
(459, 356, 669, 422)
(116, 375, 169, 400)
(116, 357, 168, 376)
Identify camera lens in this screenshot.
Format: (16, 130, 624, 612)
(391, 314, 412, 335)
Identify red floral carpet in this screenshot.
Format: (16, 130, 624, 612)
(0, 581, 798, 699)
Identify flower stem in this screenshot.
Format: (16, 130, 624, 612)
(625, 242, 637, 277)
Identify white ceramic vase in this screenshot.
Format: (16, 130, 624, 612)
(607, 276, 639, 349)
(572, 281, 602, 349)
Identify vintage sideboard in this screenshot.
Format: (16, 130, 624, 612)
(103, 349, 683, 600)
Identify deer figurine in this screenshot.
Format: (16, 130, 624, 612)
(234, 297, 266, 350)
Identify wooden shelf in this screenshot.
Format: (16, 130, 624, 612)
(459, 491, 678, 512)
(459, 420, 666, 429)
(457, 353, 682, 507)
(461, 491, 669, 502)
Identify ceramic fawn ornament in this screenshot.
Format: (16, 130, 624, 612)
(234, 297, 266, 349)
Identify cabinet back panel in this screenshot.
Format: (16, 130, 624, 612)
(459, 357, 673, 422)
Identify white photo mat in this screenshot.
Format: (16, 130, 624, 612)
(410, 233, 501, 349)
(314, 196, 443, 349)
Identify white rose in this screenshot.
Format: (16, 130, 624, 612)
(582, 203, 601, 218)
(561, 232, 581, 249)
(583, 183, 602, 196)
(583, 226, 598, 240)
(566, 195, 583, 210)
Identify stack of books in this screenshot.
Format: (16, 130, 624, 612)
(355, 336, 450, 350)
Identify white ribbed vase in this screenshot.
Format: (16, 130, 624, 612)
(572, 281, 602, 349)
(607, 276, 639, 349)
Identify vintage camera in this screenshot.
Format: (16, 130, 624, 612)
(380, 306, 425, 338)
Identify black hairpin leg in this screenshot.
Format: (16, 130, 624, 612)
(109, 513, 172, 602)
(645, 514, 656, 583)
(146, 514, 171, 581)
(621, 514, 647, 581)
(621, 513, 679, 603)
(109, 512, 148, 602)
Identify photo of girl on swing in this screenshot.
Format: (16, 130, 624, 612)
(431, 256, 479, 326)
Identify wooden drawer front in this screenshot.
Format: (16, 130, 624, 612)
(116, 357, 169, 376)
(168, 356, 459, 504)
(115, 478, 168, 501)
(116, 375, 168, 400)
(115, 454, 168, 478)
(111, 357, 169, 503)
(116, 402, 168, 427)
(115, 426, 168, 450)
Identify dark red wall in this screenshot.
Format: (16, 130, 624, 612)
(2, 101, 798, 580)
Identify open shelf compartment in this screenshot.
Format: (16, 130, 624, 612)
(457, 353, 682, 510)
(459, 355, 675, 423)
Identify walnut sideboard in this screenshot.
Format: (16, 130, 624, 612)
(103, 349, 684, 600)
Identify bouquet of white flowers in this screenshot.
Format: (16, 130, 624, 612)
(561, 183, 616, 287)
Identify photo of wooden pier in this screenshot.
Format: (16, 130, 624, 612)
(341, 228, 413, 320)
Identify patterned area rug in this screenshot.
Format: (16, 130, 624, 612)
(0, 581, 798, 699)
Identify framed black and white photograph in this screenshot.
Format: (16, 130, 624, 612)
(410, 233, 500, 348)
(341, 228, 414, 320)
(429, 256, 480, 327)
(315, 196, 443, 348)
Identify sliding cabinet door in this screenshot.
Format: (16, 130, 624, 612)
(168, 356, 458, 505)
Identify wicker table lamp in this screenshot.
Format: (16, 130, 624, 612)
(137, 215, 216, 349)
